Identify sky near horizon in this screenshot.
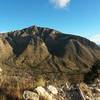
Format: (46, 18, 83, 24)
(0, 0, 100, 44)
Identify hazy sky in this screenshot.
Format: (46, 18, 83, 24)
(0, 0, 100, 44)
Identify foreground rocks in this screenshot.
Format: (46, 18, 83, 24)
(23, 80, 100, 100)
(23, 86, 60, 100)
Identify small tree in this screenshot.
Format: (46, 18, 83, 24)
(92, 60, 100, 71)
(84, 60, 100, 84)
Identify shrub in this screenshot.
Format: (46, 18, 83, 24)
(84, 60, 100, 84)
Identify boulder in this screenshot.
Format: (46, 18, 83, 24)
(23, 90, 39, 100)
(47, 85, 58, 95)
(35, 86, 52, 100)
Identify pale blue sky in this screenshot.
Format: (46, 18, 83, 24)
(0, 0, 100, 43)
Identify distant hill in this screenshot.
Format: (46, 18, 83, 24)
(0, 25, 100, 99)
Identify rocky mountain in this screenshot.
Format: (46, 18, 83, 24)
(0, 25, 100, 99)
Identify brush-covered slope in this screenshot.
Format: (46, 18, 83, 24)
(0, 26, 100, 99)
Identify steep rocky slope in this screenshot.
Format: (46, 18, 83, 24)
(0, 26, 100, 99)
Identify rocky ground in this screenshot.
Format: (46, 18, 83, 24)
(22, 79, 100, 100)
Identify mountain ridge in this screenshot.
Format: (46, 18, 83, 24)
(0, 25, 100, 71)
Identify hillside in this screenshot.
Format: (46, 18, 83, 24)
(0, 26, 100, 99)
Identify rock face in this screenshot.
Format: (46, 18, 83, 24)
(0, 25, 100, 99)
